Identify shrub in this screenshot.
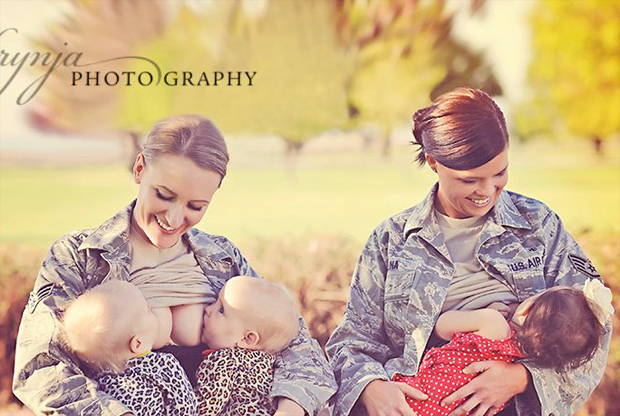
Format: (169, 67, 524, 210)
(0, 246, 45, 407)
(1, 233, 618, 415)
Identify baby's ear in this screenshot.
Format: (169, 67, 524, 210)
(511, 301, 535, 326)
(129, 335, 142, 354)
(238, 331, 260, 349)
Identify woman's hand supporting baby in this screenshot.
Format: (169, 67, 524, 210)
(442, 361, 529, 416)
(361, 379, 428, 416)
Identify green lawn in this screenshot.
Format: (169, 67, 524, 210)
(1, 138, 619, 251)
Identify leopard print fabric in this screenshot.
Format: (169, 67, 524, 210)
(195, 348, 276, 416)
(97, 352, 198, 416)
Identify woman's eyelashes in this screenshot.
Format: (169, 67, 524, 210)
(188, 203, 206, 212)
(459, 170, 507, 184)
(155, 189, 174, 201)
(155, 189, 206, 212)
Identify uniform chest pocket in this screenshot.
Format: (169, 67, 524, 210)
(384, 270, 416, 346)
(385, 269, 416, 301)
(500, 245, 546, 299)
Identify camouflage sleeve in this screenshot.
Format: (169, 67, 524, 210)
(216, 237, 337, 415)
(221, 237, 261, 278)
(326, 230, 395, 416)
(271, 318, 338, 415)
(516, 212, 611, 416)
(12, 235, 130, 416)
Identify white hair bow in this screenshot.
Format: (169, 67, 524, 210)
(583, 278, 615, 324)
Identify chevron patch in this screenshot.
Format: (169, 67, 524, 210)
(568, 254, 600, 278)
(27, 283, 54, 314)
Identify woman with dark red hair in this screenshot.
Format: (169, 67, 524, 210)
(327, 88, 610, 416)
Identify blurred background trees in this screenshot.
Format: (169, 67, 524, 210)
(25, 0, 620, 158)
(28, 0, 168, 134)
(27, 0, 509, 162)
(216, 0, 352, 158)
(332, 0, 500, 156)
(515, 0, 620, 153)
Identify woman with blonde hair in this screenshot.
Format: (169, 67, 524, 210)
(14, 114, 336, 416)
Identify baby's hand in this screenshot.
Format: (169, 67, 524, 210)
(486, 302, 512, 318)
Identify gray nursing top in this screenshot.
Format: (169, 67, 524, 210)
(436, 210, 518, 311)
(128, 222, 213, 307)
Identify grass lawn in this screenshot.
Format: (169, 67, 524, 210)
(1, 137, 619, 250)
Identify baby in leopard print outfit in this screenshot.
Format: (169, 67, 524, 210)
(60, 280, 197, 416)
(196, 275, 300, 416)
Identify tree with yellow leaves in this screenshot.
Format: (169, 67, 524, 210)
(524, 0, 620, 152)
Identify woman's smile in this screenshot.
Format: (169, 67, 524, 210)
(467, 196, 491, 207)
(132, 154, 222, 249)
(154, 215, 180, 233)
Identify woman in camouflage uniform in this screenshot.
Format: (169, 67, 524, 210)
(13, 115, 336, 416)
(327, 88, 610, 416)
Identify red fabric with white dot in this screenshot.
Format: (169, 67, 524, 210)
(392, 330, 524, 416)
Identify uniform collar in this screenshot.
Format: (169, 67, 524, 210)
(491, 190, 531, 230)
(77, 200, 231, 264)
(185, 228, 234, 266)
(78, 200, 134, 253)
(404, 183, 531, 238)
(403, 183, 439, 236)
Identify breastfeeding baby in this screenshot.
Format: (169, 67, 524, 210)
(61, 276, 298, 416)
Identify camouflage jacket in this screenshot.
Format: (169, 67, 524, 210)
(326, 184, 611, 416)
(13, 201, 336, 416)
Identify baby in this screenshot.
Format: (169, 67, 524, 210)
(195, 275, 300, 416)
(60, 280, 197, 416)
(392, 279, 613, 416)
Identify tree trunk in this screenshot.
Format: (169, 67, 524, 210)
(284, 140, 304, 177)
(591, 135, 603, 157)
(381, 127, 392, 160)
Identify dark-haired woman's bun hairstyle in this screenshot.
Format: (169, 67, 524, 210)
(411, 88, 509, 170)
(412, 106, 435, 166)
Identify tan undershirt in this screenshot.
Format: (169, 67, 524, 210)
(128, 222, 214, 308)
(436, 210, 518, 312)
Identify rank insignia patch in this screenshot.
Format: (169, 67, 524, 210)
(568, 254, 600, 278)
(27, 283, 54, 314)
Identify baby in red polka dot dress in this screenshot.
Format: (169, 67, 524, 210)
(392, 280, 613, 416)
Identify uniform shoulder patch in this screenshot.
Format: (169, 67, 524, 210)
(568, 254, 600, 278)
(27, 283, 55, 314)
